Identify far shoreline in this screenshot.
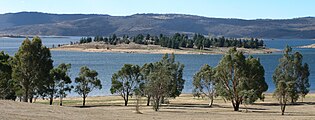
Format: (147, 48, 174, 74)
(50, 42, 281, 55)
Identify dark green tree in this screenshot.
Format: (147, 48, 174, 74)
(215, 48, 267, 111)
(75, 66, 102, 106)
(193, 64, 216, 107)
(0, 51, 16, 100)
(110, 64, 142, 106)
(12, 37, 53, 102)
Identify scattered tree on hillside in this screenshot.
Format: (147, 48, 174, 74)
(75, 66, 102, 106)
(215, 48, 268, 111)
(49, 63, 72, 106)
(110, 64, 142, 106)
(193, 64, 216, 107)
(12, 37, 53, 103)
(273, 46, 310, 115)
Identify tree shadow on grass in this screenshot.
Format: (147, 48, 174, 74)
(165, 103, 211, 108)
(253, 102, 315, 106)
(72, 104, 126, 108)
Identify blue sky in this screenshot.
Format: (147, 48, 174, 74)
(0, 0, 314, 19)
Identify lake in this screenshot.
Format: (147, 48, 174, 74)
(1, 37, 315, 96)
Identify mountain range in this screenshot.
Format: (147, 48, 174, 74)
(0, 12, 315, 39)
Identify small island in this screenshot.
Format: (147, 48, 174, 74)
(51, 33, 280, 54)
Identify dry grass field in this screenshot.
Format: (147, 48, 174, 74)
(1, 94, 315, 120)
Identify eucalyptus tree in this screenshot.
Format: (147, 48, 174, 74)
(0, 51, 16, 100)
(273, 46, 310, 115)
(144, 53, 185, 111)
(146, 61, 172, 111)
(75, 66, 102, 106)
(12, 37, 53, 102)
(193, 64, 216, 107)
(49, 63, 72, 106)
(110, 64, 142, 106)
(161, 53, 185, 100)
(140, 63, 155, 106)
(215, 48, 267, 111)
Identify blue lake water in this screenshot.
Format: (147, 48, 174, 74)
(1, 37, 315, 96)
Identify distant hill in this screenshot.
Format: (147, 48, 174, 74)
(0, 12, 315, 39)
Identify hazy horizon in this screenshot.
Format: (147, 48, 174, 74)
(1, 11, 314, 20)
(1, 0, 314, 20)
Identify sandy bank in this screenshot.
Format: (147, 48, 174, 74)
(298, 44, 315, 48)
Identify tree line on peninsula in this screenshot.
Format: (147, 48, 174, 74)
(78, 33, 265, 50)
(0, 37, 310, 115)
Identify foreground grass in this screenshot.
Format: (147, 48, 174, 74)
(1, 94, 315, 120)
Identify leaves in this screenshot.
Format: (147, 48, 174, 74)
(110, 64, 142, 106)
(12, 37, 53, 102)
(74, 66, 102, 98)
(273, 45, 310, 114)
(215, 48, 267, 111)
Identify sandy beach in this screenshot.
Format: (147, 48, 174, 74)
(298, 44, 315, 48)
(51, 42, 281, 55)
(1, 94, 315, 120)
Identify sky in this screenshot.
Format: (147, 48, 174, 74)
(0, 0, 314, 19)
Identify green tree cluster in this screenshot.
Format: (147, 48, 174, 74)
(110, 53, 185, 111)
(80, 33, 264, 50)
(1, 37, 103, 107)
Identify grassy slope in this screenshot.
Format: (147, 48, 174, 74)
(1, 94, 315, 120)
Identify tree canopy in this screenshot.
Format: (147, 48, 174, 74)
(215, 48, 268, 111)
(49, 63, 72, 106)
(110, 64, 142, 106)
(12, 37, 53, 102)
(193, 64, 216, 107)
(143, 53, 185, 111)
(0, 51, 16, 100)
(273, 45, 310, 115)
(75, 66, 102, 106)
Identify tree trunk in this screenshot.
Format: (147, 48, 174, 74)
(23, 88, 29, 102)
(124, 94, 129, 106)
(160, 96, 165, 104)
(29, 96, 33, 103)
(49, 97, 53, 105)
(49, 94, 54, 105)
(83, 96, 86, 106)
(147, 96, 151, 106)
(124, 100, 128, 106)
(154, 97, 160, 111)
(281, 103, 286, 115)
(209, 96, 214, 107)
(232, 101, 240, 111)
(60, 96, 63, 106)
